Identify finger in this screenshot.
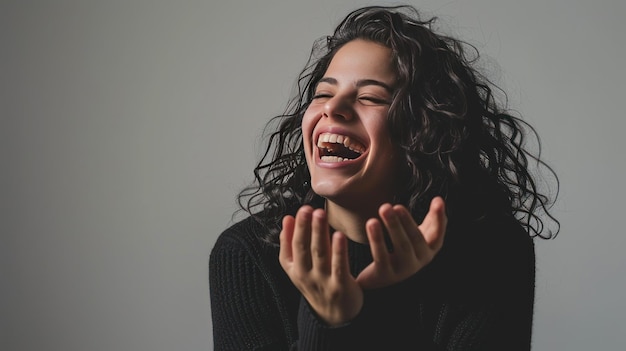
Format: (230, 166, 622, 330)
(331, 231, 351, 281)
(393, 205, 429, 254)
(279, 215, 295, 269)
(419, 197, 447, 251)
(311, 209, 331, 274)
(379, 203, 412, 255)
(366, 218, 391, 266)
(292, 206, 314, 271)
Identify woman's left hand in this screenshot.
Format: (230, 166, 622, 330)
(356, 197, 447, 289)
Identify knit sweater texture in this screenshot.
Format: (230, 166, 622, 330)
(209, 210, 535, 350)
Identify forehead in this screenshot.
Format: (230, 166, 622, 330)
(324, 39, 396, 83)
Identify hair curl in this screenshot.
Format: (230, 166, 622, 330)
(237, 5, 559, 244)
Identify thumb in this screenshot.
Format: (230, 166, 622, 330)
(420, 197, 447, 251)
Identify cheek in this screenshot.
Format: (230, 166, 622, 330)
(301, 108, 320, 143)
(369, 119, 393, 145)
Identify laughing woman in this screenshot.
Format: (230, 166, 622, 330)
(209, 5, 558, 350)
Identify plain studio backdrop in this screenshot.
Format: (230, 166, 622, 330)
(1, 0, 624, 350)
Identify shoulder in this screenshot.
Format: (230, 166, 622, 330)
(209, 215, 286, 301)
(210, 215, 278, 266)
(430, 212, 534, 297)
(446, 211, 532, 253)
(213, 215, 270, 247)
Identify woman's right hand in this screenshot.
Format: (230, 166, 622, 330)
(279, 206, 363, 326)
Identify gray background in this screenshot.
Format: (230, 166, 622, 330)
(2, 0, 624, 350)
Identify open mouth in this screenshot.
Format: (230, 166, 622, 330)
(317, 132, 365, 162)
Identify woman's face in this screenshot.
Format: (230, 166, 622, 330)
(302, 39, 400, 209)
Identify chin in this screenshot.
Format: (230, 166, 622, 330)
(311, 182, 342, 199)
(311, 180, 368, 206)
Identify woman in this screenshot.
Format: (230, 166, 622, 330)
(210, 5, 558, 350)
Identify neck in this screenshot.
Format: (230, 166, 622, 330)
(325, 199, 380, 244)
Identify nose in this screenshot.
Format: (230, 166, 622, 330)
(323, 95, 353, 121)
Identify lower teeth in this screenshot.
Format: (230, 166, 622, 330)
(321, 156, 348, 162)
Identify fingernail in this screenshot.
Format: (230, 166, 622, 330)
(313, 209, 326, 219)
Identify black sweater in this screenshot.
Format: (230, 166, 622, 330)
(209, 211, 535, 350)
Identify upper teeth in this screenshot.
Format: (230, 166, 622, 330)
(317, 132, 365, 153)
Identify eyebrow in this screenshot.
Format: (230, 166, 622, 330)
(317, 77, 394, 94)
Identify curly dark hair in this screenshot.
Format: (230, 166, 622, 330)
(237, 5, 559, 244)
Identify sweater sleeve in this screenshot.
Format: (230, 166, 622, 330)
(210, 231, 292, 350)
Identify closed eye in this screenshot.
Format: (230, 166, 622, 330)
(312, 93, 332, 99)
(358, 96, 391, 105)
(311, 93, 333, 102)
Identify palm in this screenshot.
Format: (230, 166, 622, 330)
(356, 198, 447, 290)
